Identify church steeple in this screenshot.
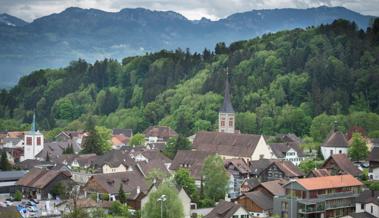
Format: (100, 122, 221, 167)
(219, 69, 234, 113)
(31, 112, 36, 133)
(218, 68, 235, 133)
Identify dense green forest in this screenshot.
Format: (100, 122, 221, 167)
(1, 19, 379, 142)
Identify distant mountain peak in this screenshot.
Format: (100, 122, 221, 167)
(0, 13, 28, 26)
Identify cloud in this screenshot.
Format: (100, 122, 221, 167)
(0, 0, 378, 22)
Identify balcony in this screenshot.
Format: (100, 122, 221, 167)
(298, 206, 325, 214)
(318, 191, 358, 200)
(325, 203, 354, 210)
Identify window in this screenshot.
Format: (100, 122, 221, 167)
(330, 150, 333, 155)
(229, 120, 233, 127)
(36, 137, 41, 145)
(339, 150, 342, 154)
(371, 206, 373, 214)
(26, 137, 32, 145)
(361, 203, 364, 210)
(221, 121, 225, 127)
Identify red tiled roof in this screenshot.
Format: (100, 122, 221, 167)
(291, 174, 363, 190)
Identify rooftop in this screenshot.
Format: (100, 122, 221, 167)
(287, 174, 363, 191)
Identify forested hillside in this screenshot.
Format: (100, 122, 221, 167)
(0, 6, 373, 88)
(1, 19, 379, 143)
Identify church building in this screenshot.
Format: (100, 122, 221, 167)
(22, 113, 44, 161)
(193, 71, 276, 161)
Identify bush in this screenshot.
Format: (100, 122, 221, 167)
(14, 190, 22, 201)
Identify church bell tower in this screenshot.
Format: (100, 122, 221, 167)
(219, 69, 235, 133)
(23, 113, 44, 160)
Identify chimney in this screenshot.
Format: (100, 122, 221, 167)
(137, 186, 140, 194)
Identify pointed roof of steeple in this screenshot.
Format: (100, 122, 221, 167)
(219, 69, 234, 113)
(31, 112, 36, 132)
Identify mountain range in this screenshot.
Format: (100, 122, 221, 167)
(0, 6, 375, 88)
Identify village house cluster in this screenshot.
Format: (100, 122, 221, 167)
(0, 76, 378, 218)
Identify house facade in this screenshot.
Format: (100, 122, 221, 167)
(258, 160, 304, 182)
(320, 154, 362, 177)
(16, 168, 74, 200)
(273, 175, 363, 218)
(349, 190, 379, 218)
(368, 146, 379, 180)
(270, 143, 305, 166)
(204, 200, 250, 218)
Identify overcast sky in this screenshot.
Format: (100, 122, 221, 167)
(1, 0, 378, 22)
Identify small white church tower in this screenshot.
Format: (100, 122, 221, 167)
(219, 70, 235, 133)
(22, 113, 44, 161)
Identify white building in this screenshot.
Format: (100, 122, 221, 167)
(321, 130, 349, 160)
(22, 113, 44, 161)
(343, 190, 379, 218)
(270, 143, 305, 166)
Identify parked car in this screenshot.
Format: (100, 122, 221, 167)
(360, 162, 369, 168)
(5, 200, 13, 206)
(0, 202, 7, 207)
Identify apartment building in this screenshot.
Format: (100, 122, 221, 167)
(273, 175, 363, 218)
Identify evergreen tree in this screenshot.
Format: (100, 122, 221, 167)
(81, 117, 103, 155)
(0, 150, 11, 171)
(118, 184, 127, 204)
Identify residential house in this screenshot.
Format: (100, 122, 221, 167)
(249, 159, 274, 178)
(2, 137, 24, 148)
(204, 200, 250, 218)
(16, 159, 53, 170)
(83, 171, 149, 210)
(307, 169, 331, 178)
(237, 190, 272, 218)
(193, 131, 275, 161)
(237, 179, 286, 217)
(346, 190, 379, 218)
(112, 128, 133, 138)
(320, 154, 362, 177)
(16, 168, 75, 200)
(144, 126, 177, 144)
(112, 128, 133, 149)
(270, 142, 305, 166)
(240, 178, 260, 193)
(35, 140, 81, 161)
(257, 160, 304, 182)
(92, 149, 135, 174)
(321, 129, 349, 160)
(0, 170, 27, 194)
(55, 130, 86, 145)
(368, 146, 379, 180)
(273, 174, 363, 218)
(170, 150, 212, 187)
(225, 159, 250, 199)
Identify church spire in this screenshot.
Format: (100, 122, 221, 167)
(219, 67, 234, 113)
(31, 112, 36, 132)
